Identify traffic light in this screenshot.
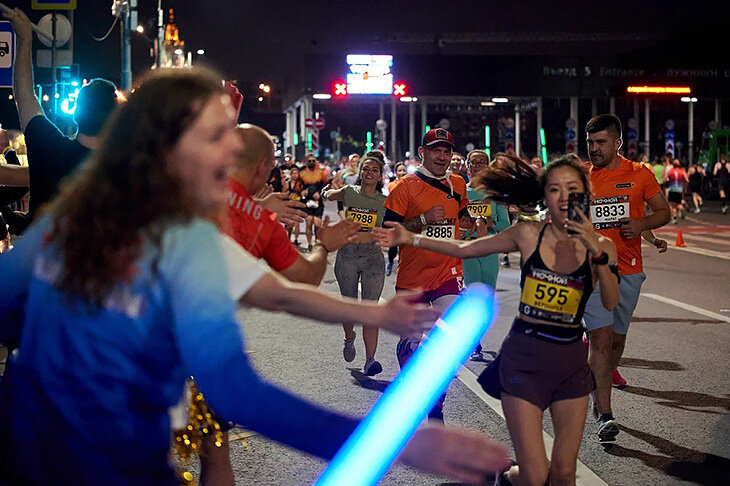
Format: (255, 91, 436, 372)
(332, 81, 347, 97)
(366, 131, 373, 151)
(294, 132, 299, 146)
(425, 125, 430, 133)
(307, 131, 313, 151)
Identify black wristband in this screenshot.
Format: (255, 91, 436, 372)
(590, 252, 609, 265)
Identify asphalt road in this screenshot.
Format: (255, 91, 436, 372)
(180, 201, 730, 486)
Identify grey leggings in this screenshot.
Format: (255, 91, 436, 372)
(334, 243, 385, 302)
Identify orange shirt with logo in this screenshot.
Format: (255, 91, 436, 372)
(384, 173, 468, 291)
(589, 156, 661, 275)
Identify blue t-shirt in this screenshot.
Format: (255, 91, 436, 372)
(0, 218, 357, 485)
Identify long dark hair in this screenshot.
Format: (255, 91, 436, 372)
(473, 154, 589, 210)
(354, 156, 385, 191)
(49, 67, 225, 306)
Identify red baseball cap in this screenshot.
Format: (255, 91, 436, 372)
(421, 128, 455, 148)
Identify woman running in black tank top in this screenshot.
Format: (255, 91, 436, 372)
(373, 155, 620, 486)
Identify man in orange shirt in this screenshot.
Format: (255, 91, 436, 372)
(583, 114, 670, 442)
(383, 128, 470, 421)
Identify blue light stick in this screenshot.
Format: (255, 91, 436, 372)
(315, 283, 498, 486)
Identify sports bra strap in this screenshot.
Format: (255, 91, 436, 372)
(537, 223, 550, 248)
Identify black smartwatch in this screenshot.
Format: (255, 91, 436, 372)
(590, 252, 609, 265)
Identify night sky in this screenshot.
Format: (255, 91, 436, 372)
(2, 0, 726, 87)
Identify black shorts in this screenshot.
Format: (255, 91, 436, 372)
(478, 327, 595, 410)
(668, 191, 683, 204)
(304, 205, 324, 218)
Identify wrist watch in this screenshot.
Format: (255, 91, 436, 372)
(590, 252, 609, 265)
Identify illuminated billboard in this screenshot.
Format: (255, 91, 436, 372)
(346, 54, 393, 95)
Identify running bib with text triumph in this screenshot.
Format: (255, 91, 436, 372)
(519, 268, 586, 324)
(346, 207, 378, 231)
(591, 195, 629, 230)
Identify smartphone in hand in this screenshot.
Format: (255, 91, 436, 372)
(568, 192, 591, 234)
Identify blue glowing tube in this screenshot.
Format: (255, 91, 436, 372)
(315, 283, 497, 486)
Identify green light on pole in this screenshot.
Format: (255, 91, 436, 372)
(540, 128, 548, 163)
(366, 131, 373, 152)
(294, 133, 299, 146)
(484, 125, 491, 158)
(307, 131, 313, 151)
(425, 125, 431, 134)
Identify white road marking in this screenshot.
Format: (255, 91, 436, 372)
(642, 293, 730, 324)
(680, 233, 730, 246)
(457, 368, 610, 486)
(666, 245, 730, 260)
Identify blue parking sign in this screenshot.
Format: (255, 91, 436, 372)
(0, 21, 15, 88)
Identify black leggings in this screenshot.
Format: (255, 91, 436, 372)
(388, 246, 398, 263)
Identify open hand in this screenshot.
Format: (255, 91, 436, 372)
(257, 190, 307, 226)
(399, 425, 511, 484)
(372, 221, 411, 248)
(316, 215, 361, 251)
(377, 293, 440, 339)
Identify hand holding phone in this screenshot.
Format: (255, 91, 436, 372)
(567, 192, 591, 234)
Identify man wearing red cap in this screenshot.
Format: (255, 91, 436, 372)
(383, 128, 471, 421)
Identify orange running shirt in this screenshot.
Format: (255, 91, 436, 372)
(589, 156, 661, 275)
(384, 173, 468, 291)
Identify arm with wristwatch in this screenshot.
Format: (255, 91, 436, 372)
(641, 230, 668, 253)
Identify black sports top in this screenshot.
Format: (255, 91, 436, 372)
(516, 224, 593, 342)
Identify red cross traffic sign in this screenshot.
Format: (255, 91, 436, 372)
(314, 118, 325, 129)
(305, 118, 314, 128)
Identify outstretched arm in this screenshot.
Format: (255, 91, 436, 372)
(372, 221, 520, 259)
(3, 8, 43, 131)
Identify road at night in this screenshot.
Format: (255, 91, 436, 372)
(172, 202, 730, 486)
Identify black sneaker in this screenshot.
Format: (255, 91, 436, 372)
(597, 414, 619, 442)
(363, 358, 383, 376)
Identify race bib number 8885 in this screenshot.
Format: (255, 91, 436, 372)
(423, 224, 455, 239)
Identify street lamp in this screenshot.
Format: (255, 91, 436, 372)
(136, 24, 144, 33)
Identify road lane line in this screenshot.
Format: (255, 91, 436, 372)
(457, 368, 609, 486)
(680, 233, 730, 246)
(666, 245, 730, 260)
(642, 294, 730, 324)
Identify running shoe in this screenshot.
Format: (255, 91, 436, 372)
(597, 414, 619, 442)
(723, 206, 728, 215)
(590, 396, 599, 420)
(343, 336, 356, 362)
(469, 343, 484, 361)
(385, 261, 393, 276)
(500, 255, 511, 267)
(612, 368, 627, 388)
(363, 358, 383, 377)
(694, 207, 701, 213)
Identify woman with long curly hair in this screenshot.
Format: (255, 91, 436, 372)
(0, 67, 510, 485)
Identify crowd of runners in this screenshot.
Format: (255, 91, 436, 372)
(0, 6, 727, 486)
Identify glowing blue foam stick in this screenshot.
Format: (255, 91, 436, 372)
(315, 283, 497, 486)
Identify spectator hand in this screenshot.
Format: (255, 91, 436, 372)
(375, 292, 440, 339)
(399, 425, 511, 484)
(316, 216, 360, 251)
(372, 221, 411, 248)
(257, 190, 307, 226)
(223, 81, 243, 123)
